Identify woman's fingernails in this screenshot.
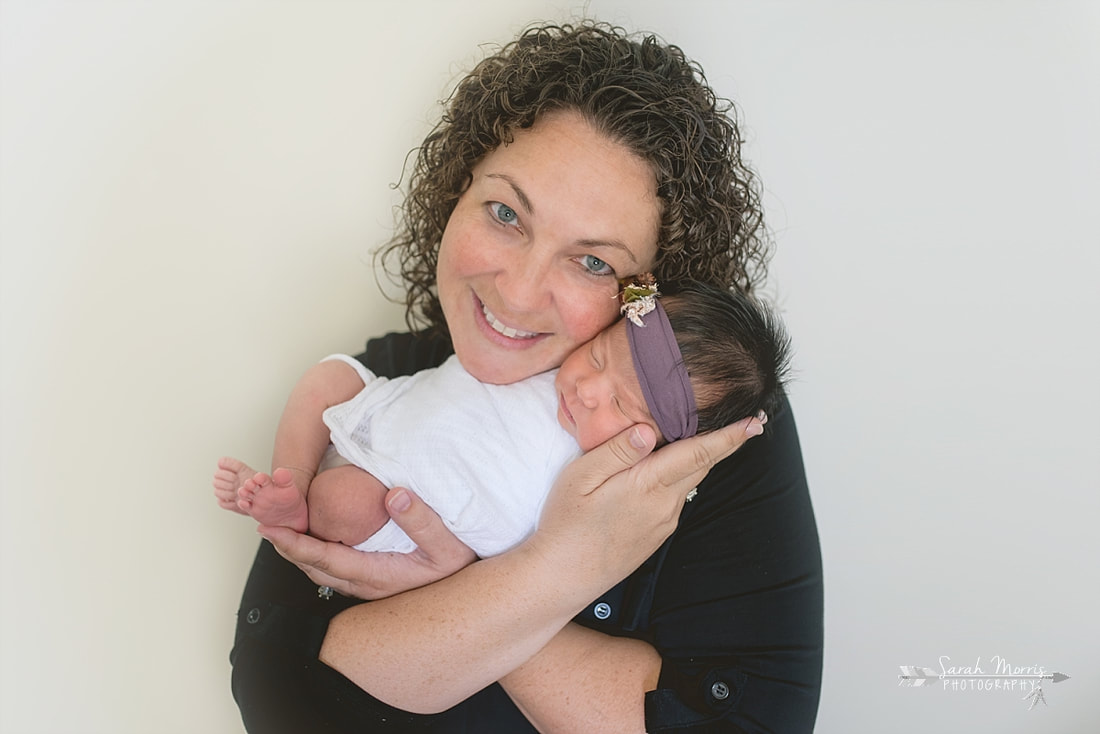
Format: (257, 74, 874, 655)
(388, 488, 411, 514)
(630, 427, 648, 449)
(747, 420, 764, 437)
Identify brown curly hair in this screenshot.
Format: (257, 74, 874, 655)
(377, 21, 770, 333)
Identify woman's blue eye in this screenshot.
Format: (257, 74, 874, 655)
(490, 202, 518, 225)
(580, 255, 613, 276)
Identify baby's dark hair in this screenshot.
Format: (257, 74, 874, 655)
(662, 284, 792, 433)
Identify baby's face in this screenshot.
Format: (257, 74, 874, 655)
(553, 320, 660, 452)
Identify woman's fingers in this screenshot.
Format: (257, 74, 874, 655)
(637, 415, 764, 499)
(260, 525, 412, 599)
(259, 525, 357, 593)
(258, 490, 478, 601)
(557, 424, 658, 496)
(385, 487, 478, 572)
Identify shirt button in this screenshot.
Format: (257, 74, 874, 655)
(711, 681, 730, 700)
(593, 602, 612, 620)
(245, 608, 261, 624)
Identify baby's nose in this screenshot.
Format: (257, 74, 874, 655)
(575, 376, 601, 408)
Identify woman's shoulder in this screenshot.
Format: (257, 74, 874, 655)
(355, 330, 455, 379)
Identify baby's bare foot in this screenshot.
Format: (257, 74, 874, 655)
(237, 468, 309, 532)
(213, 456, 255, 515)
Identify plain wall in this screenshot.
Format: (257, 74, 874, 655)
(1, 1, 1096, 732)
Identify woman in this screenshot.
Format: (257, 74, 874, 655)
(231, 22, 823, 733)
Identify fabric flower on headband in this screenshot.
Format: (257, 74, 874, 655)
(618, 273, 660, 327)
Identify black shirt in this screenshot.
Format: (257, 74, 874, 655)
(230, 331, 823, 733)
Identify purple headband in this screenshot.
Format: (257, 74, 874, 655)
(623, 291, 698, 442)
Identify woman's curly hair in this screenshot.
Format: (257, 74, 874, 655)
(377, 21, 771, 333)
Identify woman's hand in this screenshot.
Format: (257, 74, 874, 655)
(259, 487, 477, 600)
(529, 414, 764, 590)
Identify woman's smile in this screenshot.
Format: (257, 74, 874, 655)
(477, 297, 541, 341)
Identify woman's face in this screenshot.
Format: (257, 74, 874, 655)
(436, 111, 660, 385)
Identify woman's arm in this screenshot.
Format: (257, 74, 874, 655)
(501, 622, 661, 734)
(265, 418, 761, 716)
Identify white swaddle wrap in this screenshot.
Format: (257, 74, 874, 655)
(321, 354, 581, 557)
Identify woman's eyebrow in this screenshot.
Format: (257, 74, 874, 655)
(577, 238, 640, 266)
(485, 173, 534, 214)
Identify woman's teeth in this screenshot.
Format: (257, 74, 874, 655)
(482, 304, 538, 339)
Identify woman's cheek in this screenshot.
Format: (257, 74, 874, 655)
(563, 292, 620, 344)
(444, 226, 490, 277)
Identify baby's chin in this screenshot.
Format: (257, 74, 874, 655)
(560, 416, 602, 453)
(572, 429, 603, 453)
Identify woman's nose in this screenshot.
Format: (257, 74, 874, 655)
(494, 245, 553, 314)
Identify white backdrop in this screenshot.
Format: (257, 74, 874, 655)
(1, 2, 1097, 732)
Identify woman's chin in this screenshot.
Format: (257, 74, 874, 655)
(458, 349, 544, 385)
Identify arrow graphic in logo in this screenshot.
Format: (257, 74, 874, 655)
(897, 666, 940, 687)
